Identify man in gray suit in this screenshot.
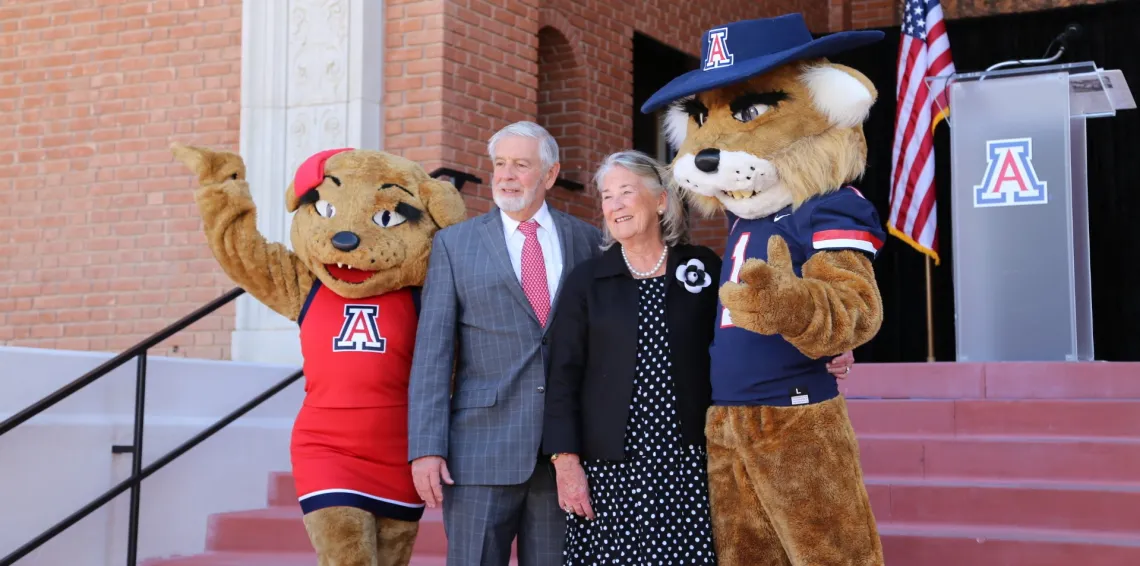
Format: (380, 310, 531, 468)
(408, 121, 603, 565)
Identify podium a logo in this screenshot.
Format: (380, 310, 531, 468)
(974, 138, 1048, 208)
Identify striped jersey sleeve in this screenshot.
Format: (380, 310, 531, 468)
(808, 187, 886, 259)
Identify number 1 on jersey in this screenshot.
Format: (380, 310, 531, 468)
(720, 233, 751, 328)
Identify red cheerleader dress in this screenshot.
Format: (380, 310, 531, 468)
(290, 281, 425, 522)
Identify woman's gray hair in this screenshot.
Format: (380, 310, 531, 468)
(593, 150, 691, 250)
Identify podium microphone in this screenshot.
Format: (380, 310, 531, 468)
(985, 22, 1084, 73)
(1052, 23, 1084, 51)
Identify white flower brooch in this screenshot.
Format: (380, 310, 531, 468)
(675, 258, 712, 294)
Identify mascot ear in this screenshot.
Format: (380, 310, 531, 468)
(285, 182, 301, 213)
(802, 63, 878, 129)
(662, 100, 692, 153)
(419, 177, 468, 229)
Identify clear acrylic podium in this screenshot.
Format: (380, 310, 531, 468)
(927, 62, 1135, 362)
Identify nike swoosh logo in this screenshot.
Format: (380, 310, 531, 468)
(774, 214, 790, 222)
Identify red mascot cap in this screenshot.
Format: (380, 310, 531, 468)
(293, 147, 354, 199)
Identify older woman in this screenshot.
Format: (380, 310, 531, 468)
(542, 150, 854, 565)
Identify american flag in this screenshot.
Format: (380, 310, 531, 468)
(889, 0, 955, 264)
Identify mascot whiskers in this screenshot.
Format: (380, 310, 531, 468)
(642, 13, 887, 566)
(172, 144, 467, 566)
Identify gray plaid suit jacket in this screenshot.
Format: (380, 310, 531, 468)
(408, 205, 603, 485)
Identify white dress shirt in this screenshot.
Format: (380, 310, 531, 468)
(501, 201, 563, 301)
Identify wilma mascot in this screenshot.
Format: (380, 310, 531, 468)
(172, 144, 467, 565)
(642, 13, 888, 566)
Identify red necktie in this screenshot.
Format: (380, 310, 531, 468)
(518, 220, 550, 326)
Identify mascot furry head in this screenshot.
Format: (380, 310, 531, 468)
(642, 13, 888, 566)
(645, 13, 880, 223)
(172, 144, 466, 566)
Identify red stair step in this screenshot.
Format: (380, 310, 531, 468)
(951, 399, 1140, 436)
(268, 471, 297, 507)
(847, 399, 1140, 437)
(840, 361, 1140, 400)
(865, 477, 1140, 533)
(982, 362, 1140, 399)
(142, 552, 502, 566)
(206, 507, 309, 553)
(857, 434, 1140, 482)
(406, 556, 516, 566)
(142, 552, 315, 566)
(206, 506, 448, 556)
(841, 362, 987, 399)
(879, 523, 1140, 566)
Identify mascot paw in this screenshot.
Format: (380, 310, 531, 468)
(171, 142, 248, 188)
(719, 235, 813, 337)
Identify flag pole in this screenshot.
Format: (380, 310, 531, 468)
(925, 255, 935, 362)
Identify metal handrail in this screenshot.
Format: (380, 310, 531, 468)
(0, 368, 305, 566)
(0, 287, 246, 436)
(0, 286, 249, 566)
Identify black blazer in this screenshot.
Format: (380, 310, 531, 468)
(542, 242, 723, 462)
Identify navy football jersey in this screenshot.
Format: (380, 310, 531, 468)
(710, 187, 885, 407)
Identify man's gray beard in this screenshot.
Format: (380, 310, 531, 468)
(493, 190, 533, 213)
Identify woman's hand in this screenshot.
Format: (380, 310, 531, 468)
(827, 350, 855, 379)
(554, 455, 595, 520)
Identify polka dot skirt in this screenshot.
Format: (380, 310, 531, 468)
(563, 276, 718, 565)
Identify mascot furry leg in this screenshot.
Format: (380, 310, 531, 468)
(172, 144, 467, 565)
(642, 13, 888, 566)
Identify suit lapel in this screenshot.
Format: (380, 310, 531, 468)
(548, 208, 578, 318)
(479, 211, 540, 325)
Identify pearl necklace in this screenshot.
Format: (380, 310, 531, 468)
(622, 245, 667, 278)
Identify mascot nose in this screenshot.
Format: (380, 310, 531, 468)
(694, 148, 720, 173)
(331, 231, 360, 252)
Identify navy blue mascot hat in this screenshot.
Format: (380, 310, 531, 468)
(641, 13, 884, 114)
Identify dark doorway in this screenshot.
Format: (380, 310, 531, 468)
(632, 32, 699, 162)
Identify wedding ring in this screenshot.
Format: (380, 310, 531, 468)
(844, 366, 851, 375)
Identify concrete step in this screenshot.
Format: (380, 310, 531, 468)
(847, 398, 1140, 437)
(858, 434, 1140, 482)
(879, 522, 1140, 566)
(866, 477, 1140, 533)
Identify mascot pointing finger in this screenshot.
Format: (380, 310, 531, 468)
(642, 13, 887, 566)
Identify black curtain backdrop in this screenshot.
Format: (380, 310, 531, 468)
(823, 0, 1140, 363)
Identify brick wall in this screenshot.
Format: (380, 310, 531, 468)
(380, 0, 834, 252)
(7, 0, 1099, 361)
(537, 25, 599, 224)
(843, 0, 1118, 29)
(383, 0, 446, 178)
(849, 0, 897, 30)
(0, 0, 242, 359)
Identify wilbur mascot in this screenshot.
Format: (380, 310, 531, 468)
(172, 143, 467, 566)
(642, 13, 888, 566)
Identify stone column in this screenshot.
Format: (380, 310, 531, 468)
(232, 0, 383, 365)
